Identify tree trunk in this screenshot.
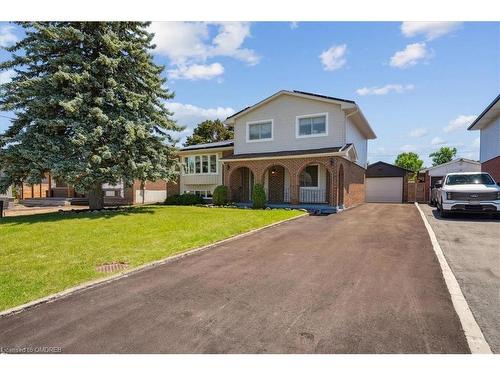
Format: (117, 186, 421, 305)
(87, 183, 104, 210)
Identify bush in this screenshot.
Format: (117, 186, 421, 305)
(212, 185, 229, 206)
(164, 193, 204, 206)
(252, 184, 266, 209)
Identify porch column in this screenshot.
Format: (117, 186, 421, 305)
(290, 173, 300, 205)
(331, 159, 338, 207)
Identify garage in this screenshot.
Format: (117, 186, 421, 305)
(366, 161, 411, 203)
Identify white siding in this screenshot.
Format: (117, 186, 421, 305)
(480, 116, 500, 163)
(426, 160, 481, 177)
(234, 94, 346, 154)
(179, 150, 225, 194)
(346, 117, 368, 168)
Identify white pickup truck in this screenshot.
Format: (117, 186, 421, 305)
(431, 172, 500, 217)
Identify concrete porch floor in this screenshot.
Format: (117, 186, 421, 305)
(235, 202, 338, 214)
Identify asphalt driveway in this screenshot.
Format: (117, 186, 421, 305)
(420, 204, 500, 353)
(0, 204, 468, 353)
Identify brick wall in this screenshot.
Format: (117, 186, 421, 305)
(223, 156, 366, 208)
(482, 156, 500, 182)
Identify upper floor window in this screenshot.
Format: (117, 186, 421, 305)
(296, 113, 328, 138)
(183, 154, 217, 175)
(247, 120, 273, 142)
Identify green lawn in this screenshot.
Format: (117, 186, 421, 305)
(0, 206, 304, 311)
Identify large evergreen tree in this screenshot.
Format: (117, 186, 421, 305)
(0, 22, 181, 209)
(184, 119, 233, 146)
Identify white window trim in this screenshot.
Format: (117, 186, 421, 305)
(295, 112, 329, 139)
(246, 119, 274, 143)
(182, 154, 219, 176)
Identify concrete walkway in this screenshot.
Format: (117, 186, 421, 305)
(0, 204, 469, 353)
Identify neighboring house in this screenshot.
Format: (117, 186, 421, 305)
(421, 158, 481, 188)
(19, 174, 173, 206)
(177, 140, 234, 199)
(467, 94, 500, 181)
(179, 90, 376, 209)
(365, 161, 412, 203)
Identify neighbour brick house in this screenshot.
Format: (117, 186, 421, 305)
(178, 90, 376, 209)
(468, 94, 500, 182)
(20, 174, 172, 205)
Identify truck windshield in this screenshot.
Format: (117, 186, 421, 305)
(446, 174, 495, 185)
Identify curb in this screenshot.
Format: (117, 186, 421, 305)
(415, 203, 492, 354)
(0, 211, 308, 318)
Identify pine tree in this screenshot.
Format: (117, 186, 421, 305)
(0, 22, 181, 209)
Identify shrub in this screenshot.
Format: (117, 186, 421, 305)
(164, 193, 204, 206)
(212, 185, 229, 206)
(252, 184, 266, 209)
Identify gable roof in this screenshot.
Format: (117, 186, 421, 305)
(421, 158, 480, 172)
(468, 94, 500, 130)
(366, 161, 412, 178)
(224, 90, 376, 139)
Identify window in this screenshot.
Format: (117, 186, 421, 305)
(183, 154, 218, 175)
(446, 173, 495, 185)
(296, 114, 327, 137)
(185, 190, 213, 199)
(300, 165, 319, 187)
(247, 120, 273, 142)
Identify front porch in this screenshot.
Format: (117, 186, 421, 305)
(222, 153, 358, 209)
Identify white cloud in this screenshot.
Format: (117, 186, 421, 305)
(389, 42, 430, 69)
(431, 137, 446, 145)
(443, 115, 476, 133)
(168, 63, 224, 81)
(356, 84, 415, 96)
(319, 44, 347, 71)
(290, 22, 299, 30)
(409, 127, 427, 138)
(400, 144, 418, 152)
(149, 22, 259, 81)
(401, 22, 462, 41)
(166, 102, 235, 136)
(472, 137, 480, 149)
(0, 25, 18, 47)
(0, 70, 15, 85)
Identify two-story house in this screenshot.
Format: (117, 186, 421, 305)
(468, 94, 500, 182)
(178, 90, 376, 209)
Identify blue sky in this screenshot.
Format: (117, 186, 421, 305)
(1, 22, 498, 166)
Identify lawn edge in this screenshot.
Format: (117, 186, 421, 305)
(415, 203, 492, 354)
(0, 211, 308, 317)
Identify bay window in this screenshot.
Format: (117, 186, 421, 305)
(183, 154, 218, 175)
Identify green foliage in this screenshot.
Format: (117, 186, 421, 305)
(395, 152, 424, 172)
(212, 185, 229, 205)
(164, 193, 204, 206)
(252, 183, 267, 209)
(0, 22, 181, 209)
(429, 147, 457, 166)
(184, 119, 233, 146)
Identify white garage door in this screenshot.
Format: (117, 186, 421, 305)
(366, 177, 403, 203)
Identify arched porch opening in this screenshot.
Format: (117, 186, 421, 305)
(262, 164, 291, 204)
(297, 163, 332, 205)
(229, 166, 254, 203)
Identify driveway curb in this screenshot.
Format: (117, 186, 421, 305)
(0, 211, 308, 318)
(415, 203, 492, 354)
